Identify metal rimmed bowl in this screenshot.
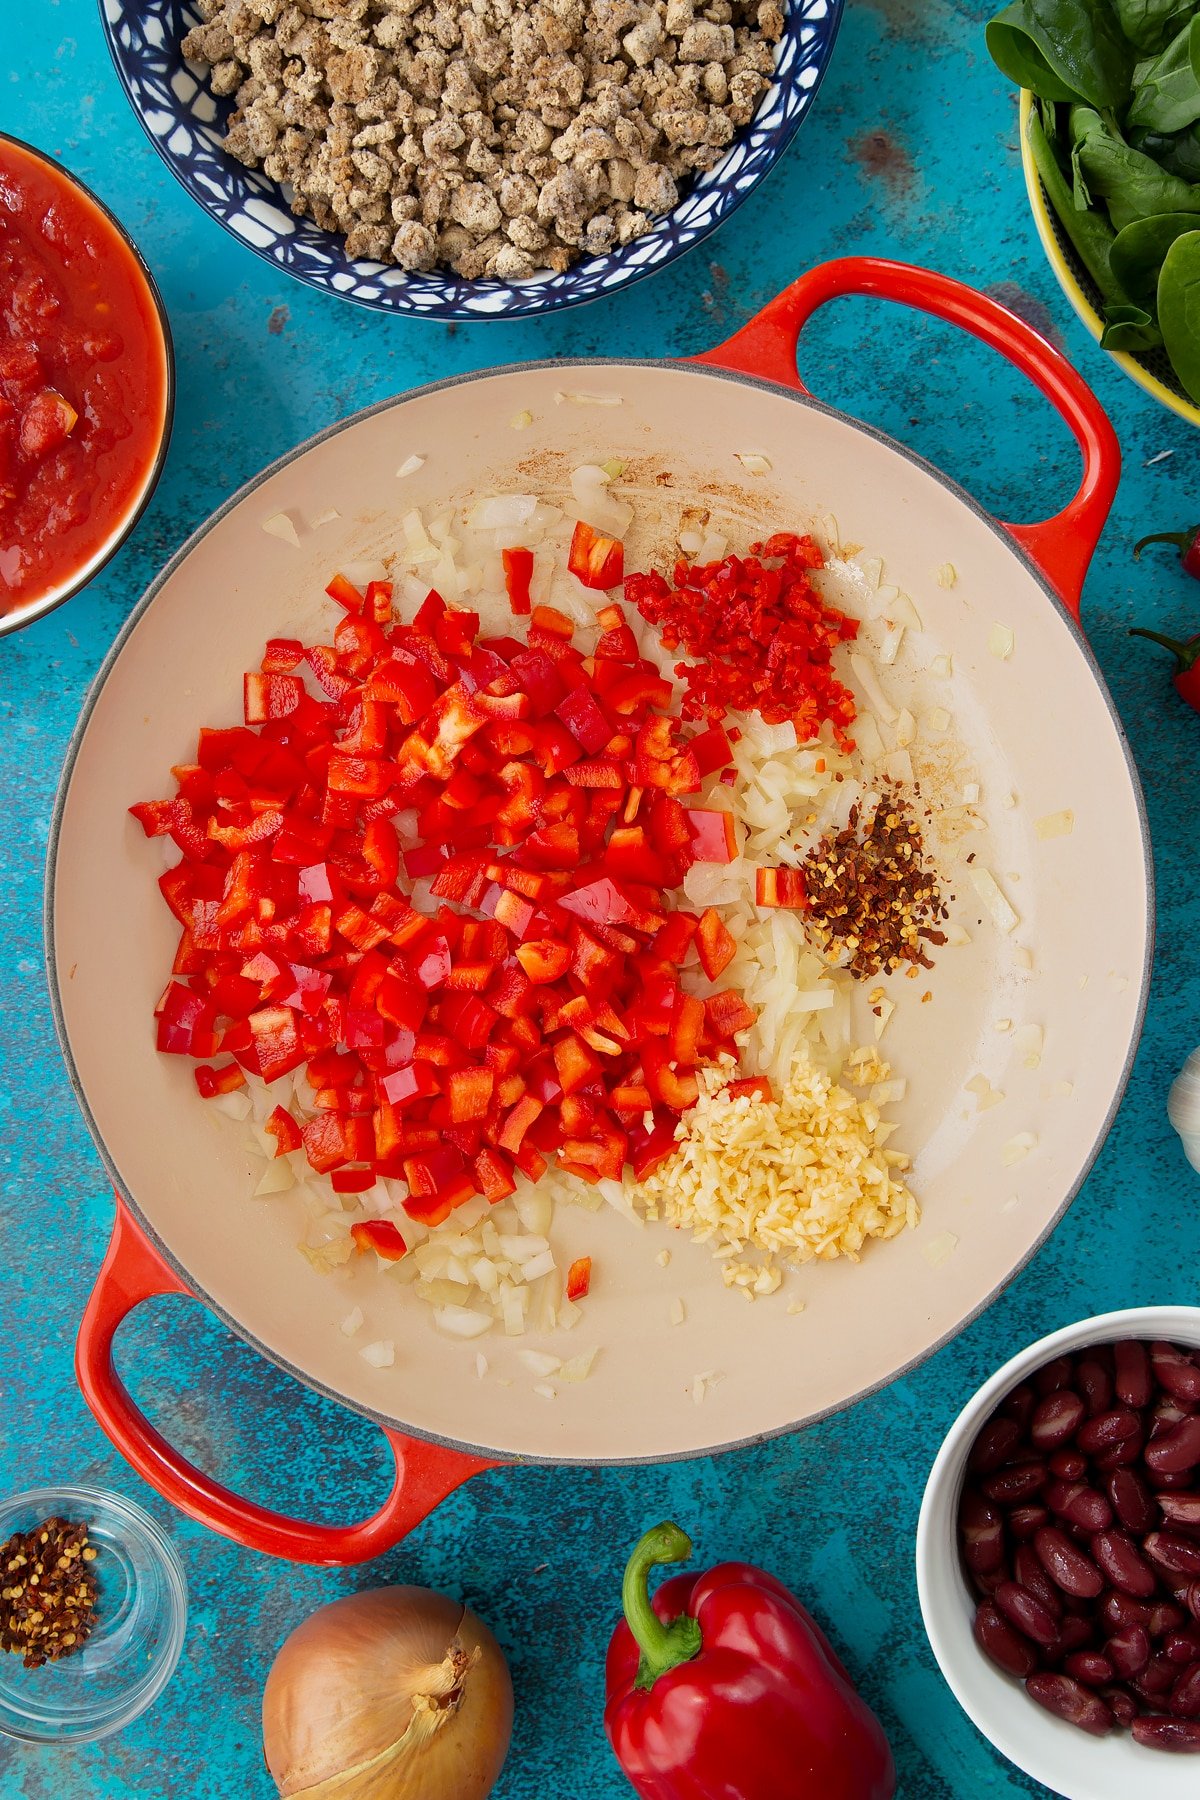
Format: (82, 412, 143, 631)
(1019, 91, 1200, 430)
(0, 1485, 187, 1744)
(0, 131, 175, 636)
(98, 0, 844, 320)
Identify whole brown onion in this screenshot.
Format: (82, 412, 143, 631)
(262, 1586, 513, 1799)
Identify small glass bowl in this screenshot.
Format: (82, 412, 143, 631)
(0, 1485, 187, 1743)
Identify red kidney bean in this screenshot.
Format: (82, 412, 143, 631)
(1077, 1407, 1142, 1455)
(1007, 1504, 1050, 1541)
(1095, 1436, 1145, 1470)
(1163, 1631, 1200, 1664)
(969, 1413, 1022, 1472)
(1031, 1390, 1085, 1452)
(1092, 1529, 1159, 1597)
(1131, 1714, 1200, 1750)
(1051, 1615, 1095, 1658)
(973, 1601, 1037, 1679)
(1105, 1623, 1151, 1679)
(1062, 1650, 1113, 1687)
(972, 1566, 1008, 1597)
(1146, 1532, 1200, 1577)
(983, 1462, 1047, 1505)
(1149, 1602, 1187, 1638)
(1106, 1468, 1158, 1534)
(1025, 1671, 1113, 1735)
(1151, 1343, 1200, 1406)
(1034, 1526, 1105, 1600)
(959, 1489, 1007, 1576)
(1170, 1662, 1200, 1718)
(1048, 1449, 1087, 1481)
(1177, 1581, 1200, 1624)
(995, 1581, 1061, 1647)
(1102, 1686, 1137, 1727)
(1149, 1467, 1196, 1492)
(1159, 1494, 1200, 1529)
(1151, 1398, 1193, 1437)
(1146, 1416, 1200, 1477)
(1114, 1339, 1153, 1410)
(1015, 1546, 1063, 1617)
(1001, 1383, 1036, 1430)
(1139, 1654, 1180, 1698)
(1046, 1480, 1112, 1532)
(1077, 1358, 1114, 1416)
(1035, 1355, 1075, 1397)
(1102, 1590, 1152, 1632)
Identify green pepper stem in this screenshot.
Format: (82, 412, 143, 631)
(1133, 530, 1193, 560)
(1129, 627, 1200, 673)
(621, 1521, 704, 1691)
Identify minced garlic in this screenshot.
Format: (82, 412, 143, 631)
(633, 1052, 917, 1282)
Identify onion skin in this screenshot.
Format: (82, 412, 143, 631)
(262, 1586, 512, 1800)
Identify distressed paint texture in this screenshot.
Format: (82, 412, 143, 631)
(1, 3, 1198, 1797)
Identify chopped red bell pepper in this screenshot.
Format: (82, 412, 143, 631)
(566, 1255, 592, 1300)
(502, 546, 534, 616)
(756, 866, 808, 909)
(350, 1218, 408, 1259)
(568, 519, 624, 590)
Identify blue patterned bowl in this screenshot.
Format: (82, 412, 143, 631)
(99, 0, 843, 320)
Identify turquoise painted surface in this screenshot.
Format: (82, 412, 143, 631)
(2, 2, 1198, 1795)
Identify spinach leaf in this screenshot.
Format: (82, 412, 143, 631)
(987, 1, 1135, 108)
(1165, 124, 1200, 178)
(1099, 299, 1165, 346)
(1145, 121, 1200, 177)
(1030, 106, 1132, 304)
(1114, 0, 1192, 52)
(1126, 16, 1200, 132)
(1111, 210, 1200, 291)
(1072, 104, 1200, 227)
(1157, 227, 1200, 394)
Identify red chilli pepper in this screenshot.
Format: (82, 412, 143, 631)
(605, 1522, 896, 1800)
(1129, 625, 1200, 713)
(1134, 523, 1200, 581)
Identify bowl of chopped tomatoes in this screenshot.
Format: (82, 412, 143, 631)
(0, 132, 173, 632)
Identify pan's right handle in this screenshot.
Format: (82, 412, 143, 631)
(691, 256, 1122, 623)
(77, 1196, 497, 1565)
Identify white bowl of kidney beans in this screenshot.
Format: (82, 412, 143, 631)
(917, 1307, 1200, 1797)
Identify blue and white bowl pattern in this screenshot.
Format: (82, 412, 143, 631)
(100, 0, 844, 319)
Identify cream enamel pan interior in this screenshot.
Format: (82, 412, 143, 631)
(48, 339, 1151, 1471)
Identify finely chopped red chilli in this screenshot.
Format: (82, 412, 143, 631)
(131, 574, 760, 1239)
(625, 533, 860, 747)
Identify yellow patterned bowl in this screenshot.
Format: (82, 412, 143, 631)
(1019, 90, 1200, 429)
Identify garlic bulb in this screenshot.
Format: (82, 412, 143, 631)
(1167, 1047, 1200, 1173)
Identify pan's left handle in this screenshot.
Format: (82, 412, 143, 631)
(690, 255, 1121, 623)
(76, 1196, 497, 1564)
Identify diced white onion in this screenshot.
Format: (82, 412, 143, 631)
(360, 1340, 395, 1367)
(989, 623, 1015, 660)
(396, 454, 425, 478)
(850, 654, 899, 724)
(262, 511, 302, 548)
(340, 1307, 364, 1338)
(1035, 810, 1074, 840)
(969, 866, 1019, 934)
(433, 1305, 492, 1340)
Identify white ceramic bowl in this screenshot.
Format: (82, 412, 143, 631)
(917, 1306, 1200, 1800)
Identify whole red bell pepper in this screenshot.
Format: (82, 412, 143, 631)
(605, 1522, 896, 1800)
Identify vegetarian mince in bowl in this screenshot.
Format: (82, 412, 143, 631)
(101, 0, 844, 316)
